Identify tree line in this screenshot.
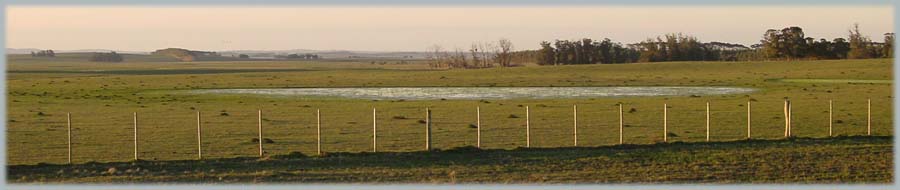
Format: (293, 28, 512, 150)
(750, 24, 893, 60)
(30, 50, 56, 57)
(532, 38, 642, 65)
(426, 38, 514, 69)
(278, 53, 320, 60)
(513, 34, 755, 66)
(90, 52, 124, 62)
(432, 24, 892, 68)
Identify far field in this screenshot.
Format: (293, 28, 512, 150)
(5, 54, 894, 183)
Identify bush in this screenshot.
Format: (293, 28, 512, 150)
(90, 52, 124, 62)
(31, 50, 56, 57)
(251, 138, 276, 144)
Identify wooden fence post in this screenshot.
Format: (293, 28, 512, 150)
(197, 111, 202, 160)
(747, 101, 751, 139)
(67, 112, 72, 164)
(133, 112, 138, 161)
(829, 100, 833, 137)
(784, 100, 789, 138)
(476, 106, 481, 148)
(706, 102, 710, 142)
(867, 98, 871, 136)
(317, 109, 321, 156)
(573, 105, 578, 146)
(663, 104, 667, 143)
(526, 106, 530, 148)
(619, 104, 624, 145)
(372, 107, 377, 153)
(257, 110, 263, 157)
(425, 108, 432, 151)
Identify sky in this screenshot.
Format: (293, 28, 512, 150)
(6, 5, 894, 52)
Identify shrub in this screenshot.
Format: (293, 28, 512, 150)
(250, 138, 275, 144)
(90, 52, 124, 62)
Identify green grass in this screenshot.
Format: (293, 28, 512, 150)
(5, 57, 894, 183)
(7, 136, 892, 183)
(778, 79, 893, 84)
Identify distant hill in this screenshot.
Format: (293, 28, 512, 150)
(6, 52, 181, 63)
(8, 48, 431, 60)
(6, 48, 43, 54)
(6, 48, 148, 55)
(151, 48, 242, 62)
(220, 49, 429, 59)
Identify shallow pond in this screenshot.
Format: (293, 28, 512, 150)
(194, 86, 756, 100)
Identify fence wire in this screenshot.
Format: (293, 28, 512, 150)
(6, 97, 891, 165)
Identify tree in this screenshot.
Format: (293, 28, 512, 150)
(780, 26, 809, 58)
(848, 23, 874, 59)
(832, 38, 850, 59)
(884, 33, 894, 58)
(759, 26, 809, 59)
(469, 43, 482, 68)
(637, 38, 659, 62)
(554, 40, 570, 65)
(426, 45, 446, 69)
(537, 41, 555, 65)
(664, 34, 680, 61)
(481, 42, 496, 68)
(807, 38, 835, 59)
(497, 38, 514, 67)
(31, 49, 56, 57)
(760, 29, 781, 59)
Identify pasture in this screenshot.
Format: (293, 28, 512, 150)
(5, 54, 894, 183)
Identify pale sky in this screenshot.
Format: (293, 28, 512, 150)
(6, 6, 894, 52)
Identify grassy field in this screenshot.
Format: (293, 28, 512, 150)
(7, 136, 892, 183)
(5, 54, 894, 183)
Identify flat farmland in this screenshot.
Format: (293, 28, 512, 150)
(5, 55, 893, 183)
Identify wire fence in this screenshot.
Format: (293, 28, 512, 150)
(8, 98, 889, 165)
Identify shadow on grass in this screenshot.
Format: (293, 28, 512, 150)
(7, 135, 892, 182)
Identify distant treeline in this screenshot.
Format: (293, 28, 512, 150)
(426, 38, 514, 69)
(438, 25, 894, 68)
(752, 25, 893, 60)
(30, 50, 56, 57)
(90, 52, 124, 62)
(511, 35, 753, 65)
(276, 53, 321, 60)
